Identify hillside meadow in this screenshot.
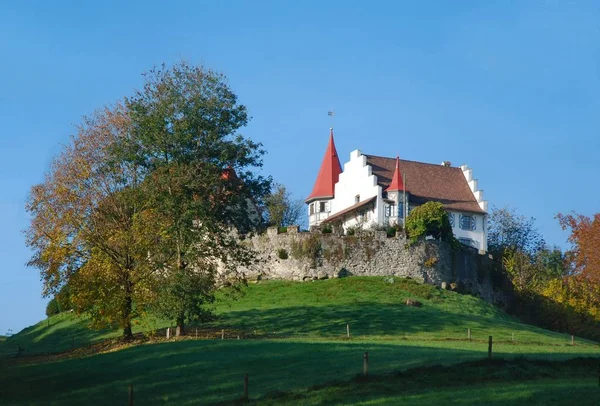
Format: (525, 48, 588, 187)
(1, 277, 599, 405)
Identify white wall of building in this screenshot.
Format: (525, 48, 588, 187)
(330, 150, 383, 229)
(448, 211, 488, 252)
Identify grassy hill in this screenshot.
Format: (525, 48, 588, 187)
(1, 277, 599, 405)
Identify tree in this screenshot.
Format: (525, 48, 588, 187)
(25, 105, 158, 340)
(487, 206, 545, 258)
(405, 202, 453, 243)
(263, 183, 304, 229)
(557, 212, 600, 280)
(46, 298, 60, 317)
(117, 62, 271, 334)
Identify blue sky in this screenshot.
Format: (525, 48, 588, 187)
(1, 1, 599, 334)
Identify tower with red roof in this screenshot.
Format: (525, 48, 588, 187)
(306, 128, 342, 227)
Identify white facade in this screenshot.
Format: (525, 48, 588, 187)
(309, 149, 489, 252)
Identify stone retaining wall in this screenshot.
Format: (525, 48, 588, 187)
(242, 228, 514, 307)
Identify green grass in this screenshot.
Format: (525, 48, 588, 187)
(1, 277, 598, 405)
(254, 358, 600, 405)
(0, 311, 167, 358)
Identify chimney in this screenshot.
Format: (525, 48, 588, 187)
(441, 161, 452, 167)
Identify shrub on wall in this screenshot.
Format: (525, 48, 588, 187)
(405, 202, 453, 243)
(291, 235, 322, 267)
(277, 248, 289, 260)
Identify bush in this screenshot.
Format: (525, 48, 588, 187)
(405, 202, 453, 243)
(277, 226, 288, 234)
(55, 284, 72, 312)
(277, 248, 289, 259)
(321, 224, 332, 234)
(46, 298, 60, 317)
(424, 257, 438, 267)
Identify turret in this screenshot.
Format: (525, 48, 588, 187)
(306, 128, 342, 227)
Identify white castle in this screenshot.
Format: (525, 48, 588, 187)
(305, 129, 488, 252)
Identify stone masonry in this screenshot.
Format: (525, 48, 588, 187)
(241, 227, 514, 307)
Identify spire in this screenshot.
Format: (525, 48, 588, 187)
(306, 128, 342, 202)
(385, 156, 404, 192)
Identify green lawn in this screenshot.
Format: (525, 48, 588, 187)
(255, 358, 600, 405)
(1, 277, 598, 405)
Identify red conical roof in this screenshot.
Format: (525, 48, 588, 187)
(385, 156, 404, 192)
(306, 128, 342, 202)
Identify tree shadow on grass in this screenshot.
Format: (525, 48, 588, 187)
(1, 339, 598, 405)
(208, 302, 539, 339)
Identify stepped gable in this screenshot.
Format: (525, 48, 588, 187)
(306, 128, 342, 202)
(365, 154, 485, 213)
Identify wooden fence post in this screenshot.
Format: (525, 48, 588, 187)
(221, 329, 224, 340)
(166, 328, 170, 340)
(467, 328, 471, 341)
(195, 328, 198, 339)
(243, 373, 249, 401)
(488, 336, 493, 359)
(347, 324, 350, 339)
(363, 352, 369, 377)
(128, 384, 134, 406)
(571, 334, 575, 346)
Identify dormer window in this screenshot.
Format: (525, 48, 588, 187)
(355, 195, 360, 203)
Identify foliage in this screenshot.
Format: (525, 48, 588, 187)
(321, 224, 332, 234)
(25, 104, 157, 339)
(556, 212, 600, 280)
(290, 235, 322, 267)
(46, 298, 60, 317)
(277, 226, 288, 234)
(405, 202, 453, 242)
(277, 248, 289, 260)
(488, 206, 545, 258)
(116, 62, 271, 333)
(387, 225, 399, 238)
(152, 267, 216, 327)
(424, 257, 438, 268)
(263, 183, 304, 229)
(55, 283, 72, 312)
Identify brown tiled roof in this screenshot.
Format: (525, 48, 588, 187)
(322, 196, 377, 223)
(365, 155, 485, 214)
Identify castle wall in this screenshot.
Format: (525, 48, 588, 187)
(242, 228, 513, 307)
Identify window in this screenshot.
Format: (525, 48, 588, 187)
(385, 205, 392, 217)
(449, 213, 455, 227)
(458, 238, 474, 247)
(309, 203, 314, 215)
(398, 202, 404, 218)
(355, 195, 360, 203)
(319, 202, 327, 213)
(460, 214, 476, 230)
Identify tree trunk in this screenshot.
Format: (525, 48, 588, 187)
(176, 315, 185, 336)
(122, 273, 134, 341)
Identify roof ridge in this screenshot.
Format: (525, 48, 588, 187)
(364, 153, 462, 170)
